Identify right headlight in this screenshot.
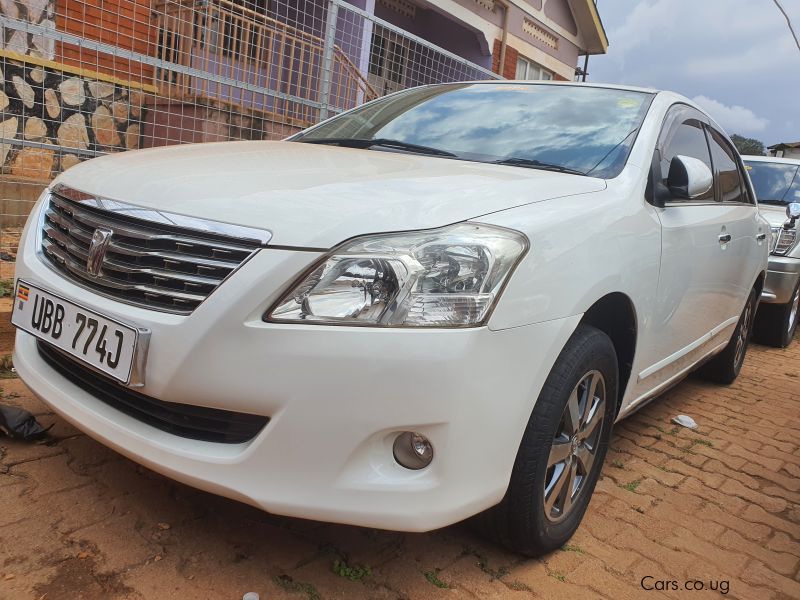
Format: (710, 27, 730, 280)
(773, 227, 798, 256)
(266, 223, 528, 327)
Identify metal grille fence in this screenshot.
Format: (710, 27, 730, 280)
(0, 0, 500, 278)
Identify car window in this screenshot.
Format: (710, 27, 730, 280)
(658, 118, 714, 201)
(744, 160, 800, 205)
(707, 129, 747, 204)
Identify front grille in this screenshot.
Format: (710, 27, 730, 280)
(38, 341, 269, 444)
(40, 188, 265, 313)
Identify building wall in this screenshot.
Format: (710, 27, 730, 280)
(56, 0, 157, 86)
(505, 0, 581, 75)
(439, 0, 589, 80)
(1, 61, 147, 180)
(1, 0, 56, 59)
(1, 0, 148, 182)
(373, 2, 491, 68)
(143, 98, 303, 147)
(543, 0, 577, 36)
(772, 148, 800, 160)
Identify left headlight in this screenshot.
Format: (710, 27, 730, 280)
(266, 223, 528, 327)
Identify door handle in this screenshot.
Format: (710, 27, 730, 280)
(756, 232, 766, 241)
(718, 233, 732, 244)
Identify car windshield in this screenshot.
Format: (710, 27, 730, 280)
(744, 160, 800, 205)
(293, 83, 654, 178)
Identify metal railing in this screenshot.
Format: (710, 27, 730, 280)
(0, 0, 501, 272)
(153, 0, 378, 125)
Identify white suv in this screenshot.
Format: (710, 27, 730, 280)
(742, 155, 800, 347)
(11, 82, 768, 555)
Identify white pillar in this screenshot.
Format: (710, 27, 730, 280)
(356, 0, 376, 105)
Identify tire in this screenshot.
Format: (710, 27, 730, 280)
(475, 324, 617, 556)
(698, 287, 758, 384)
(753, 281, 800, 348)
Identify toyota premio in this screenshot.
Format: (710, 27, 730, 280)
(12, 82, 769, 555)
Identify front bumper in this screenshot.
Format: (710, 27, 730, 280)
(12, 215, 580, 531)
(762, 255, 800, 304)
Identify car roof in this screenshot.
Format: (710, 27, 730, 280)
(451, 80, 659, 94)
(742, 155, 800, 166)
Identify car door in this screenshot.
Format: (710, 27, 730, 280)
(705, 126, 765, 317)
(635, 106, 745, 394)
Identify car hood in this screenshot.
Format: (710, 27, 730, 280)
(54, 141, 607, 248)
(759, 204, 791, 228)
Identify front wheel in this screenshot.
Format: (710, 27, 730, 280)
(753, 281, 800, 348)
(476, 324, 617, 556)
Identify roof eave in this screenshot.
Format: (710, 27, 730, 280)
(768, 142, 800, 150)
(567, 0, 609, 55)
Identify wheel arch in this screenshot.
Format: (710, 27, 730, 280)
(754, 270, 766, 298)
(579, 292, 638, 416)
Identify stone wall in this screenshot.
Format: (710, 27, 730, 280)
(1, 0, 56, 60)
(1, 60, 147, 181)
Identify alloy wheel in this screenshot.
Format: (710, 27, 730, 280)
(544, 370, 606, 523)
(788, 287, 800, 337)
(734, 297, 754, 368)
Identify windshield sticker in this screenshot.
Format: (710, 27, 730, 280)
(617, 98, 642, 109)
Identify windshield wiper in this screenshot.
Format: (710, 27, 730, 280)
(758, 199, 788, 205)
(298, 137, 458, 157)
(491, 157, 586, 176)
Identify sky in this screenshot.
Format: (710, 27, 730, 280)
(588, 0, 800, 147)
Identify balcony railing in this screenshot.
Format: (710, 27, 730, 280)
(153, 0, 378, 125)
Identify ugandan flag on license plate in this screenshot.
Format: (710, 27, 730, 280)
(17, 284, 29, 302)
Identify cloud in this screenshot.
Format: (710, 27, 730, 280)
(686, 37, 798, 78)
(590, 0, 799, 144)
(604, 0, 679, 63)
(690, 95, 768, 134)
(601, 0, 800, 79)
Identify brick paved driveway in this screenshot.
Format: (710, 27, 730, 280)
(0, 335, 798, 599)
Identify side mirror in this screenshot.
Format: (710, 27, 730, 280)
(666, 155, 713, 200)
(784, 202, 800, 230)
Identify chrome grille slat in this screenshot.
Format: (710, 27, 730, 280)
(50, 195, 257, 255)
(42, 240, 209, 303)
(43, 229, 224, 285)
(106, 240, 241, 269)
(41, 190, 265, 313)
(47, 219, 242, 270)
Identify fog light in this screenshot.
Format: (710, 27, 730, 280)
(393, 431, 434, 470)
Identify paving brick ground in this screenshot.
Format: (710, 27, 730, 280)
(0, 329, 798, 599)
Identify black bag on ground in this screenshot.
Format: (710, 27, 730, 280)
(0, 404, 49, 440)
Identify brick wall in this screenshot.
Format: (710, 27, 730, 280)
(55, 0, 157, 86)
(492, 39, 572, 81)
(491, 39, 519, 79)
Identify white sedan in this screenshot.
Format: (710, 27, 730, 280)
(12, 82, 768, 555)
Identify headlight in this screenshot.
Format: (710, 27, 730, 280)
(266, 223, 528, 327)
(773, 227, 798, 256)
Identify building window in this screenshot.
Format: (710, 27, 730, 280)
(515, 56, 553, 81)
(368, 27, 408, 93)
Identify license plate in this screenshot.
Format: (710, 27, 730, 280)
(11, 280, 145, 384)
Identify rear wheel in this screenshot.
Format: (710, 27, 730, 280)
(476, 324, 616, 556)
(698, 287, 758, 384)
(753, 281, 800, 348)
